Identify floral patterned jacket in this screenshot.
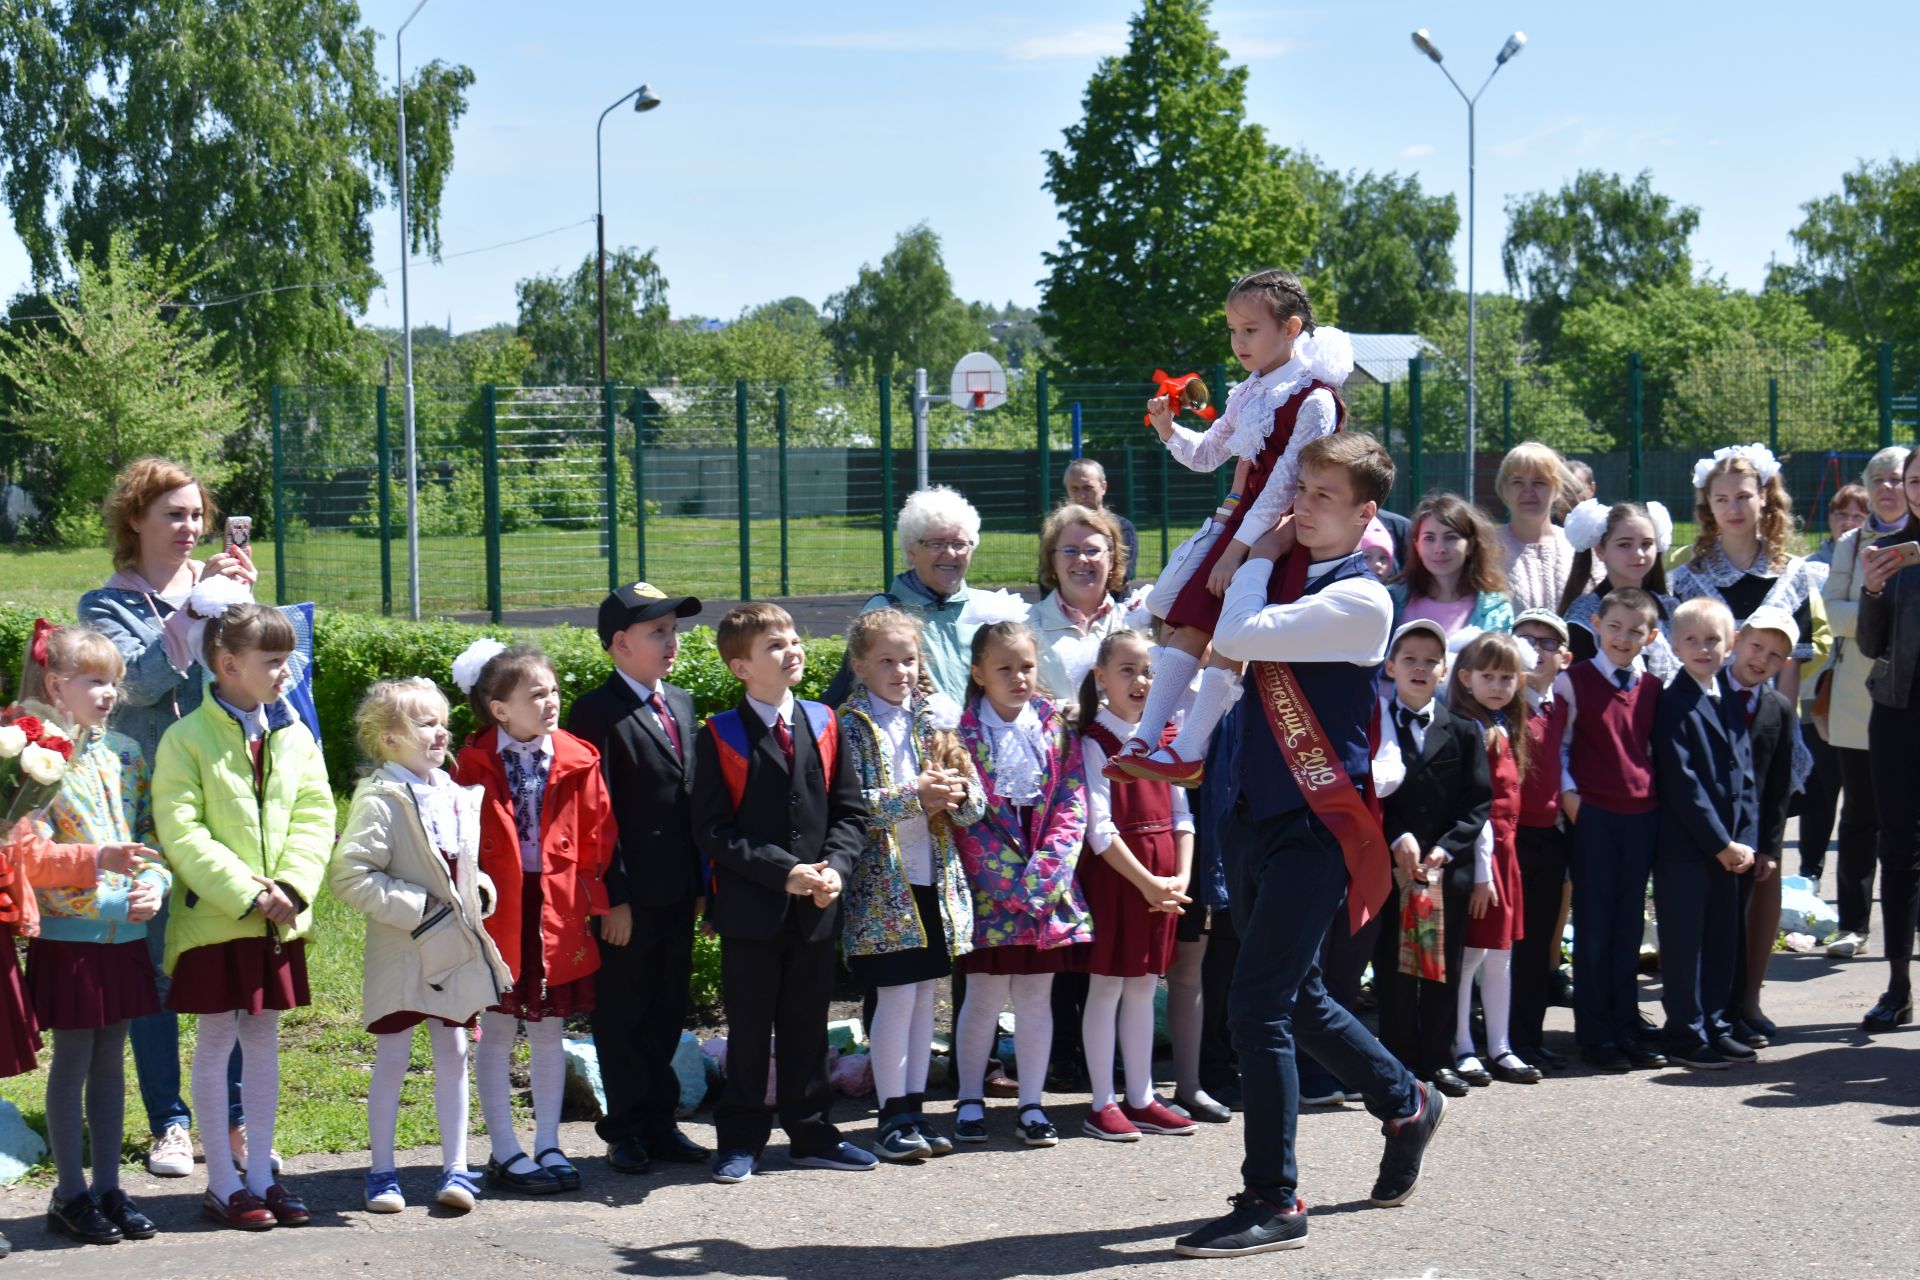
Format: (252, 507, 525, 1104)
(33, 723, 172, 946)
(954, 696, 1090, 951)
(838, 688, 986, 960)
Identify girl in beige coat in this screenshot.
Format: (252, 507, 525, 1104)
(330, 679, 511, 1216)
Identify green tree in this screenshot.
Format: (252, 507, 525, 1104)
(0, 234, 240, 543)
(822, 223, 987, 382)
(1502, 170, 1699, 349)
(514, 248, 670, 385)
(1038, 0, 1315, 370)
(969, 301, 1055, 371)
(1768, 157, 1920, 372)
(1294, 160, 1458, 333)
(0, 0, 474, 388)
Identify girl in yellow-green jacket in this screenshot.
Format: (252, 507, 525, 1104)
(152, 592, 334, 1231)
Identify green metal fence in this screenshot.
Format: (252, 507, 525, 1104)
(271, 342, 1920, 619)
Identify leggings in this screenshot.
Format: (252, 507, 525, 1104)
(47, 1023, 129, 1201)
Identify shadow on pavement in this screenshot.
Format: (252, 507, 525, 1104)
(613, 1221, 1206, 1277)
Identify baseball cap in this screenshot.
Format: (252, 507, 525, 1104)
(1511, 607, 1571, 643)
(1388, 617, 1450, 657)
(597, 582, 701, 647)
(1740, 605, 1800, 650)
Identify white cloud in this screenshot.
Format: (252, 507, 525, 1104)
(1490, 115, 1587, 159)
(1002, 25, 1128, 61)
(1400, 143, 1436, 159)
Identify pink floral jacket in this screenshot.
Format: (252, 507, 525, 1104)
(954, 697, 1090, 951)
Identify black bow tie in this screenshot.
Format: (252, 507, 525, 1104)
(1395, 704, 1432, 731)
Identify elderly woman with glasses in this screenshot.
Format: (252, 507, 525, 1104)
(1030, 504, 1134, 704)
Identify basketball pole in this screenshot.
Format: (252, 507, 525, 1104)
(913, 367, 932, 491)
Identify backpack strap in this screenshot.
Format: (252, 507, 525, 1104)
(799, 700, 838, 792)
(706, 709, 752, 811)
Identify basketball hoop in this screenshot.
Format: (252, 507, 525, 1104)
(950, 352, 1009, 412)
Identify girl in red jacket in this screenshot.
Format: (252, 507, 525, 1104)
(451, 641, 612, 1196)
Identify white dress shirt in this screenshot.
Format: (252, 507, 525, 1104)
(870, 696, 935, 885)
(496, 729, 553, 872)
(616, 668, 681, 747)
(744, 691, 797, 730)
(1213, 554, 1393, 666)
(1079, 708, 1195, 854)
(1559, 652, 1647, 795)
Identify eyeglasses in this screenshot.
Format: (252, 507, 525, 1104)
(1054, 544, 1111, 560)
(916, 539, 975, 555)
(1515, 634, 1565, 653)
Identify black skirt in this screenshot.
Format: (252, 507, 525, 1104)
(846, 883, 953, 988)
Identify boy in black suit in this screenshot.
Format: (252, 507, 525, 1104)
(1372, 619, 1494, 1098)
(1652, 598, 1759, 1069)
(1722, 607, 1800, 1047)
(566, 582, 710, 1174)
(692, 603, 870, 1183)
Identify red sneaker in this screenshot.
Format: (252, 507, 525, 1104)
(1121, 1098, 1199, 1135)
(201, 1188, 275, 1231)
(1080, 1103, 1142, 1142)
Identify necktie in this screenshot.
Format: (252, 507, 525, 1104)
(1614, 668, 1634, 691)
(1744, 687, 1760, 725)
(649, 691, 682, 758)
(773, 714, 794, 764)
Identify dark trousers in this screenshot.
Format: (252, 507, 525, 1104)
(1372, 859, 1470, 1076)
(1511, 823, 1570, 1052)
(1796, 718, 1840, 880)
(1569, 804, 1660, 1048)
(1051, 971, 1089, 1081)
(1868, 706, 1920, 995)
(591, 898, 696, 1145)
(1224, 804, 1416, 1199)
(1301, 901, 1385, 1094)
(1833, 747, 1882, 935)
(715, 924, 841, 1157)
(1198, 907, 1240, 1091)
(1653, 853, 1741, 1049)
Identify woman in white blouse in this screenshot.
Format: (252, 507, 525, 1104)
(1493, 443, 1578, 615)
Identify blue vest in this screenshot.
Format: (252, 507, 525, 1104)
(1233, 553, 1382, 821)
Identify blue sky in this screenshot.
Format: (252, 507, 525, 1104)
(4, 1, 1915, 333)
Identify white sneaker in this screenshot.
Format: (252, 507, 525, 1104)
(147, 1124, 194, 1177)
(229, 1124, 285, 1174)
(1826, 931, 1867, 959)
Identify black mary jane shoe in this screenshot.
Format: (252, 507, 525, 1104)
(485, 1154, 562, 1195)
(48, 1191, 123, 1245)
(1488, 1054, 1544, 1085)
(647, 1129, 712, 1164)
(1862, 991, 1914, 1035)
(1016, 1104, 1059, 1147)
(1453, 1057, 1494, 1088)
(535, 1147, 582, 1192)
(96, 1189, 157, 1240)
(1427, 1068, 1470, 1098)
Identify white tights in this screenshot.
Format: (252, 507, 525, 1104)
(476, 1012, 566, 1167)
(370, 1023, 471, 1175)
(1082, 973, 1159, 1108)
(1165, 936, 1207, 1097)
(956, 972, 1054, 1114)
(193, 1011, 280, 1201)
(1455, 946, 1514, 1061)
(869, 980, 937, 1106)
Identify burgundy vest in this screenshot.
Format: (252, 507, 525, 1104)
(1567, 662, 1660, 815)
(1518, 693, 1570, 829)
(1084, 722, 1175, 836)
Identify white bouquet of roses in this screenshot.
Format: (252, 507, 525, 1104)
(0, 707, 73, 822)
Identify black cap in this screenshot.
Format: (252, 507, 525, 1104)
(598, 582, 701, 647)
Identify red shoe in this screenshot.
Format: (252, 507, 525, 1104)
(201, 1188, 275, 1231)
(1117, 748, 1204, 788)
(263, 1183, 310, 1226)
(1080, 1103, 1142, 1142)
(1101, 740, 1151, 783)
(1120, 1098, 1199, 1135)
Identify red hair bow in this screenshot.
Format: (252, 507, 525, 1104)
(28, 618, 54, 671)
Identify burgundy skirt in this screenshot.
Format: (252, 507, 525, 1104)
(1077, 830, 1180, 978)
(0, 927, 41, 1078)
(367, 1010, 470, 1035)
(27, 938, 160, 1030)
(490, 872, 594, 1023)
(956, 943, 1076, 977)
(168, 936, 310, 1015)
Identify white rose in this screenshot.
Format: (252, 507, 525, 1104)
(19, 743, 65, 786)
(0, 725, 25, 759)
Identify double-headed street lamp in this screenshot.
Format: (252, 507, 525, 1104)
(597, 85, 662, 386)
(1411, 27, 1527, 504)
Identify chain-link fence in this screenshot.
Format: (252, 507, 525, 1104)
(272, 343, 1920, 619)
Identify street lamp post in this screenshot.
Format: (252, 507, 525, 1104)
(596, 85, 662, 385)
(1411, 27, 1527, 504)
(395, 0, 431, 620)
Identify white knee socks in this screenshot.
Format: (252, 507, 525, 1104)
(1454, 947, 1514, 1061)
(1166, 937, 1207, 1098)
(1165, 667, 1239, 763)
(429, 1022, 471, 1173)
(1083, 974, 1158, 1108)
(193, 1012, 280, 1201)
(1009, 974, 1055, 1109)
(369, 1032, 411, 1174)
(1129, 648, 1199, 750)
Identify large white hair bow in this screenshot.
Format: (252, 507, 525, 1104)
(958, 589, 1032, 627)
(1563, 499, 1610, 553)
(184, 573, 253, 666)
(451, 638, 507, 694)
(1692, 443, 1781, 491)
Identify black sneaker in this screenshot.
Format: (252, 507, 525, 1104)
(1672, 1044, 1729, 1071)
(1172, 1191, 1308, 1257)
(1369, 1082, 1445, 1207)
(1710, 1034, 1758, 1062)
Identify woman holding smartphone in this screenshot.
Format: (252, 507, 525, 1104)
(77, 458, 281, 1180)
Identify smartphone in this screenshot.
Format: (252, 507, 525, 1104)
(225, 515, 252, 554)
(1884, 540, 1920, 569)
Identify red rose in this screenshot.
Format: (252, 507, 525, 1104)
(41, 736, 73, 761)
(11, 716, 42, 741)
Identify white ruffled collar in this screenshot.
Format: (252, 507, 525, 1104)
(1219, 326, 1354, 459)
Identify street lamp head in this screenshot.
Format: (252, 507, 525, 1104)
(633, 83, 661, 112)
(1496, 32, 1527, 65)
(1411, 29, 1443, 63)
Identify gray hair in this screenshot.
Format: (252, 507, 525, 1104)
(1863, 445, 1912, 484)
(896, 485, 981, 561)
(1064, 457, 1106, 482)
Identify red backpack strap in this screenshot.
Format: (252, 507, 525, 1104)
(706, 710, 752, 810)
(800, 700, 837, 792)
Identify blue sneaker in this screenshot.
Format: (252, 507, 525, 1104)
(434, 1169, 480, 1213)
(790, 1140, 878, 1172)
(364, 1170, 404, 1213)
(710, 1149, 758, 1184)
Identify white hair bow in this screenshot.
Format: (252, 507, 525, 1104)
(958, 589, 1032, 627)
(1645, 501, 1674, 553)
(1563, 499, 1610, 553)
(922, 691, 963, 732)
(451, 638, 508, 694)
(1692, 443, 1781, 491)
(184, 573, 253, 667)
